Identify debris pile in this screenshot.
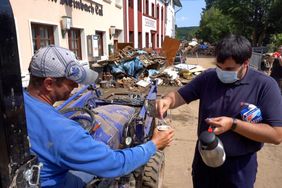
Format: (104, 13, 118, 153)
(179, 40, 215, 57)
(92, 38, 206, 90)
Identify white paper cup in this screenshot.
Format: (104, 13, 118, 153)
(157, 125, 171, 131)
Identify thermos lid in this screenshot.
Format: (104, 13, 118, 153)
(199, 131, 218, 150)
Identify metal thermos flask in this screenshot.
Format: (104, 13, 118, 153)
(198, 130, 226, 167)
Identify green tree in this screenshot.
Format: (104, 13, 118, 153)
(211, 0, 275, 46)
(268, 0, 282, 33)
(205, 0, 216, 9)
(176, 27, 199, 41)
(197, 7, 234, 44)
(268, 33, 282, 51)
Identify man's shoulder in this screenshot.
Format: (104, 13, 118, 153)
(23, 91, 82, 131)
(249, 68, 276, 84)
(202, 68, 216, 75)
(248, 68, 281, 96)
(194, 68, 216, 80)
(183, 68, 216, 88)
(23, 91, 52, 108)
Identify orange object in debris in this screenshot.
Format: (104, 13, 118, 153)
(161, 36, 181, 66)
(92, 123, 101, 132)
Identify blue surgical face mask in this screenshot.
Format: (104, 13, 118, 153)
(216, 67, 239, 83)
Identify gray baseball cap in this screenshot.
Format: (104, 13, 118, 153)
(29, 45, 98, 85)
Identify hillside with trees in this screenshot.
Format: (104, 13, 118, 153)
(176, 26, 199, 41)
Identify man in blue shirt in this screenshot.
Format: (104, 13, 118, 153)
(156, 35, 282, 188)
(24, 45, 174, 187)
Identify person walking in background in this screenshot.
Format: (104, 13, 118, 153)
(156, 35, 282, 188)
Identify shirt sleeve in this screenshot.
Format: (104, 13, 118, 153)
(258, 77, 282, 127)
(178, 70, 207, 103)
(57, 123, 156, 178)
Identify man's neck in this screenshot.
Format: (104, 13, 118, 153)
(239, 64, 249, 80)
(243, 65, 249, 77)
(27, 86, 54, 105)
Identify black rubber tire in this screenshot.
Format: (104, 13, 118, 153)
(142, 150, 165, 188)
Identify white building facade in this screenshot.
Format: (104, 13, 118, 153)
(124, 0, 182, 50)
(10, 0, 182, 76)
(10, 0, 124, 74)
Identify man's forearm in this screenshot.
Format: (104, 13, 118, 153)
(234, 119, 282, 145)
(163, 91, 186, 109)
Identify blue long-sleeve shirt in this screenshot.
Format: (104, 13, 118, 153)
(23, 91, 156, 187)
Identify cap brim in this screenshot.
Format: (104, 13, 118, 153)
(79, 68, 99, 85)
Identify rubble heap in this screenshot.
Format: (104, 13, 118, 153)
(92, 40, 205, 91)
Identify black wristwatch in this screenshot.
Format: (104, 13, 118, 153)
(231, 118, 237, 131)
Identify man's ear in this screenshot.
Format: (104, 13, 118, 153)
(43, 77, 55, 92)
(244, 60, 249, 67)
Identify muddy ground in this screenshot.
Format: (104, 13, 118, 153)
(161, 57, 282, 188)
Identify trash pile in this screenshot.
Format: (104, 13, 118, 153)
(179, 40, 215, 57)
(92, 38, 206, 90)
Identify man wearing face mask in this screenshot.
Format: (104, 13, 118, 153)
(156, 34, 282, 188)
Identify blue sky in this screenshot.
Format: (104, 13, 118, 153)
(176, 0, 206, 27)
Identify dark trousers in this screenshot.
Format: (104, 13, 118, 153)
(192, 150, 257, 188)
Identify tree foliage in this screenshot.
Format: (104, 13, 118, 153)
(197, 7, 234, 44)
(176, 27, 199, 41)
(268, 0, 282, 33)
(214, 0, 273, 46)
(268, 33, 282, 51)
(204, 0, 215, 9)
(200, 0, 282, 46)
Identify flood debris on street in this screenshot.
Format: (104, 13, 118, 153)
(92, 37, 206, 91)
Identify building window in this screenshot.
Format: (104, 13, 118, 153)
(157, 34, 159, 48)
(161, 7, 163, 21)
(129, 31, 134, 44)
(151, 3, 155, 17)
(145, 0, 149, 15)
(157, 5, 159, 19)
(129, 0, 133, 8)
(151, 32, 155, 49)
(138, 32, 142, 49)
(146, 32, 149, 48)
(95, 31, 104, 57)
(68, 28, 82, 60)
(31, 23, 54, 52)
(138, 0, 142, 12)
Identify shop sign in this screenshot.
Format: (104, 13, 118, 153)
(48, 0, 103, 16)
(144, 17, 156, 30)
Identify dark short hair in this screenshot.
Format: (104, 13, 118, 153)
(215, 34, 252, 65)
(29, 75, 66, 88)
